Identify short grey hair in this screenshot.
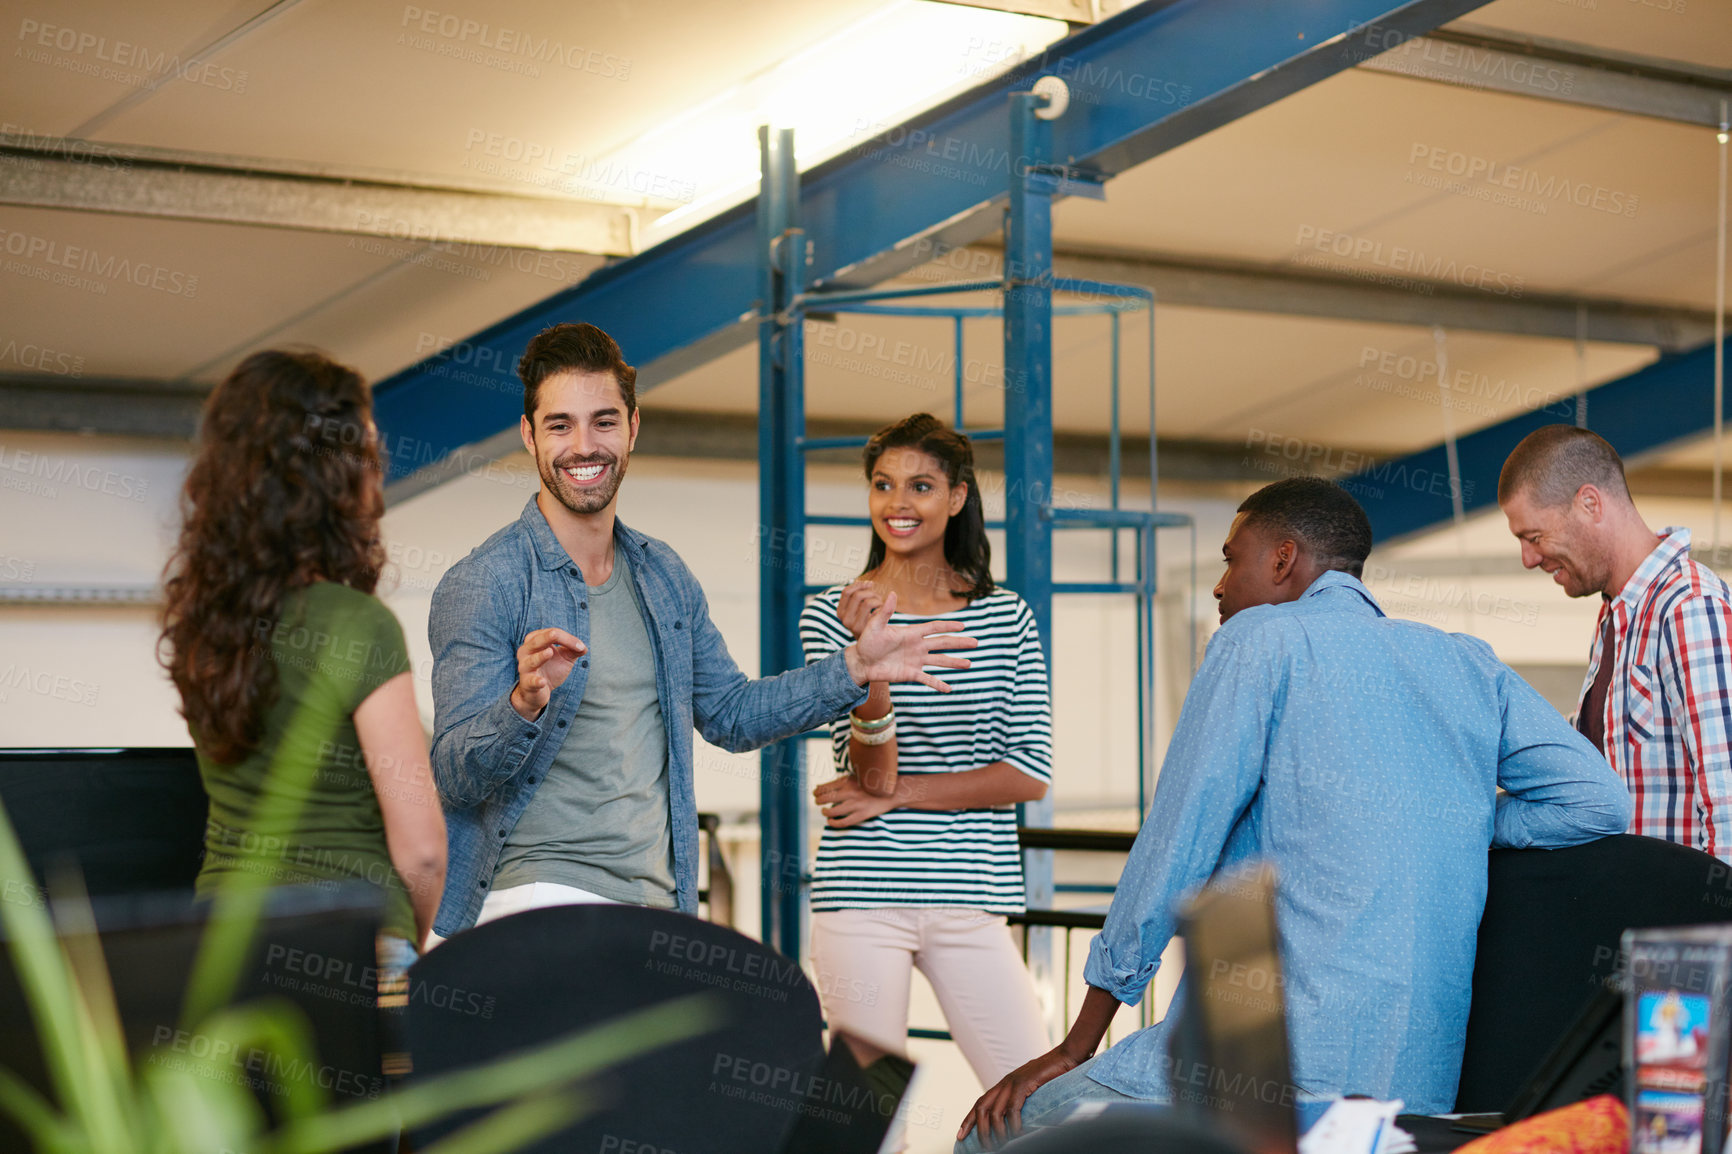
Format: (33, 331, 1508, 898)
(1498, 425, 1629, 509)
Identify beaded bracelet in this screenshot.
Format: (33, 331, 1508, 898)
(851, 719, 896, 746)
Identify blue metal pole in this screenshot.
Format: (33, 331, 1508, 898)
(1005, 87, 1057, 1024)
(757, 126, 808, 958)
(954, 314, 966, 431)
(1145, 301, 1161, 814)
(1109, 309, 1122, 582)
(1005, 91, 1055, 692)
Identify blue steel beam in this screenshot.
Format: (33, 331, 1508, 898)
(1004, 88, 1059, 1025)
(1347, 337, 1732, 544)
(374, 0, 1494, 500)
(756, 127, 808, 957)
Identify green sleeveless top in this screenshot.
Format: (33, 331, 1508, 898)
(194, 582, 416, 939)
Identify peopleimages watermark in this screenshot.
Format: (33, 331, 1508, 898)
(14, 19, 248, 93)
(380, 538, 458, 594)
(2, 878, 46, 911)
(410, 332, 521, 398)
(398, 6, 632, 79)
(952, 40, 1193, 108)
(709, 1053, 945, 1131)
(1360, 562, 1542, 628)
(1242, 428, 1474, 504)
(748, 523, 872, 581)
(0, 123, 132, 171)
(1407, 144, 1639, 219)
(1292, 225, 1524, 297)
(346, 210, 593, 285)
(1348, 22, 1574, 95)
(0, 444, 151, 502)
(0, 337, 84, 377)
(295, 403, 536, 494)
(1355, 345, 1576, 421)
(148, 1026, 383, 1099)
(460, 128, 694, 202)
(599, 1139, 677, 1154)
(806, 318, 1005, 393)
(0, 227, 199, 298)
(647, 928, 805, 1004)
(0, 664, 100, 708)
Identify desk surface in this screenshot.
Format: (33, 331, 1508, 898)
(1398, 1114, 1489, 1154)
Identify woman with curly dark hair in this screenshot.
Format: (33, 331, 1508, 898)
(160, 349, 445, 955)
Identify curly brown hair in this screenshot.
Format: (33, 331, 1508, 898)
(159, 349, 386, 763)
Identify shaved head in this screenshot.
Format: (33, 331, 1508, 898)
(1498, 425, 1630, 510)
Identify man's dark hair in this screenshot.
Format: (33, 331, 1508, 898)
(1497, 424, 1629, 509)
(518, 322, 638, 421)
(1237, 478, 1373, 578)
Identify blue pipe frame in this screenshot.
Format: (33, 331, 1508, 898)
(363, 0, 1503, 958)
(1348, 337, 1732, 544)
(371, 0, 1495, 500)
(757, 109, 1193, 966)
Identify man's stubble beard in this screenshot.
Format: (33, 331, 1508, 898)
(541, 450, 629, 516)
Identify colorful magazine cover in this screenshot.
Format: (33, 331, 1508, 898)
(1625, 928, 1732, 1154)
(1636, 1090, 1706, 1154)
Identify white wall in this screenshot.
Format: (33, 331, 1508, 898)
(10, 428, 1721, 801)
(0, 434, 1199, 819)
(0, 431, 189, 745)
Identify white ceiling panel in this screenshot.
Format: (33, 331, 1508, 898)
(1453, 0, 1732, 73)
(1054, 67, 1725, 307)
(1, 0, 1726, 495)
(1, 0, 264, 136)
(0, 204, 603, 382)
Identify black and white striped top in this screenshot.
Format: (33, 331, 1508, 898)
(800, 585, 1053, 913)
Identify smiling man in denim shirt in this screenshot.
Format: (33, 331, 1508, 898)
(958, 477, 1630, 1152)
(428, 322, 975, 939)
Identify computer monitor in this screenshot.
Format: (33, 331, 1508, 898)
(1172, 862, 1300, 1154)
(0, 747, 206, 895)
(1450, 986, 1626, 1133)
(780, 1030, 916, 1154)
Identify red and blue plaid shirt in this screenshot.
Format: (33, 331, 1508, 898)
(1580, 527, 1732, 861)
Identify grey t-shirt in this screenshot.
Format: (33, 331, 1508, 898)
(492, 546, 676, 906)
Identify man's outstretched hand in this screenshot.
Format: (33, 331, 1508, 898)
(511, 627, 586, 720)
(959, 1045, 1080, 1149)
(842, 591, 975, 690)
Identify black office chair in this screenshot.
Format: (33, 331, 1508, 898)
(405, 904, 826, 1154)
(1455, 834, 1732, 1112)
(0, 884, 390, 1152)
(0, 747, 207, 896)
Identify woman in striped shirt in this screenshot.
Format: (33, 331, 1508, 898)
(800, 413, 1054, 1091)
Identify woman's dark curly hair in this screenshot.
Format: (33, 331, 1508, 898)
(862, 413, 994, 601)
(159, 349, 385, 763)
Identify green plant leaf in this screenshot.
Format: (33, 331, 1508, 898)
(48, 865, 141, 1144)
(140, 1050, 263, 1154)
(265, 993, 725, 1154)
(171, 1001, 330, 1123)
(414, 1088, 592, 1154)
(0, 798, 133, 1152)
(0, 1065, 77, 1154)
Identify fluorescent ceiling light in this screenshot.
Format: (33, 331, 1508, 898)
(614, 1, 1067, 247)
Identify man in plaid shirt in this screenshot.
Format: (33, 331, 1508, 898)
(1500, 425, 1732, 861)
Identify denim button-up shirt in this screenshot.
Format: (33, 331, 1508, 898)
(428, 497, 866, 936)
(1082, 571, 1631, 1115)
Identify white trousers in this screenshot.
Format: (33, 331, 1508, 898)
(808, 907, 1049, 1088)
(425, 881, 621, 951)
(476, 881, 622, 925)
